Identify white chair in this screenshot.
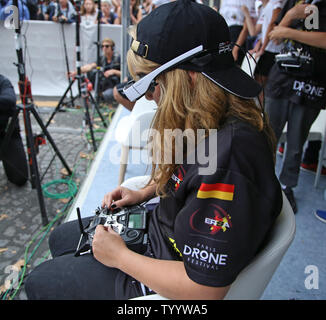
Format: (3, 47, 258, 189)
(123, 175, 296, 300)
(121, 175, 152, 190)
(223, 190, 295, 299)
(114, 97, 157, 185)
(279, 109, 326, 188)
(313, 111, 326, 187)
(121, 175, 160, 206)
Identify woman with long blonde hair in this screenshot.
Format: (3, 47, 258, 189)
(126, 39, 277, 196)
(25, 0, 282, 300)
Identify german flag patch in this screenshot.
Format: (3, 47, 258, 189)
(197, 183, 234, 201)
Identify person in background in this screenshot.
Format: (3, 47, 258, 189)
(0, 74, 28, 187)
(36, 0, 50, 20)
(140, 0, 153, 18)
(0, 0, 30, 20)
(52, 0, 76, 23)
(0, 0, 6, 12)
(300, 140, 326, 175)
(314, 208, 326, 224)
(80, 0, 97, 25)
(264, 0, 326, 213)
(111, 0, 120, 16)
(219, 0, 257, 65)
(100, 0, 118, 24)
(116, 0, 142, 25)
(253, 0, 287, 58)
(43, 0, 56, 20)
(25, 0, 38, 19)
(152, 0, 170, 9)
(69, 38, 121, 104)
(243, 0, 287, 104)
(112, 81, 136, 111)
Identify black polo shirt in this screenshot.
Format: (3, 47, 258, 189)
(115, 117, 283, 299)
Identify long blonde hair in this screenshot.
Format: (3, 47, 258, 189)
(127, 30, 276, 197)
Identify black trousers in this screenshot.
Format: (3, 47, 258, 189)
(265, 97, 320, 187)
(25, 217, 121, 300)
(0, 135, 28, 186)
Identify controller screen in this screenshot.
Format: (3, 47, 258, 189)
(128, 213, 143, 229)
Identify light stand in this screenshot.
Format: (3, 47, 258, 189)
(93, 0, 102, 108)
(60, 21, 76, 107)
(0, 0, 72, 226)
(46, 0, 108, 152)
(121, 0, 130, 81)
(57, 0, 75, 107)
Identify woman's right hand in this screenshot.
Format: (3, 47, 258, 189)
(102, 186, 145, 209)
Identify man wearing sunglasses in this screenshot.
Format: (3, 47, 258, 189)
(69, 38, 121, 104)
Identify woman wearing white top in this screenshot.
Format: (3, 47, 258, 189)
(81, 0, 98, 26)
(242, 0, 286, 103)
(219, 0, 257, 65)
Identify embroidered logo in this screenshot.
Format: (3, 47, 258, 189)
(190, 204, 232, 235)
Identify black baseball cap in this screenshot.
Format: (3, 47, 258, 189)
(130, 0, 261, 99)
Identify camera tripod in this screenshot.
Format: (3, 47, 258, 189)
(46, 0, 107, 152)
(0, 2, 72, 226)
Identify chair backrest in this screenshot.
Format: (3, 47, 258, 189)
(224, 191, 296, 300)
(129, 96, 157, 119)
(121, 175, 151, 190)
(114, 97, 157, 148)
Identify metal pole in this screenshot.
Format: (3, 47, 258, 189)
(95, 0, 102, 106)
(75, 2, 82, 95)
(60, 22, 74, 104)
(121, 0, 130, 82)
(12, 0, 24, 83)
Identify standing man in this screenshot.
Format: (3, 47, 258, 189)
(265, 0, 326, 213)
(0, 74, 28, 186)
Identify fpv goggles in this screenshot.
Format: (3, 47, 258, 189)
(123, 45, 204, 102)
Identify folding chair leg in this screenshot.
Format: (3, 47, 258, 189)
(314, 139, 326, 188)
(118, 145, 129, 185)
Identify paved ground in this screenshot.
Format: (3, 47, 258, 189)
(0, 96, 115, 300)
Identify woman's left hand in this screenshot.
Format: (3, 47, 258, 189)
(92, 225, 128, 268)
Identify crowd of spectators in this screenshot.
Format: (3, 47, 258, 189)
(0, 0, 170, 25)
